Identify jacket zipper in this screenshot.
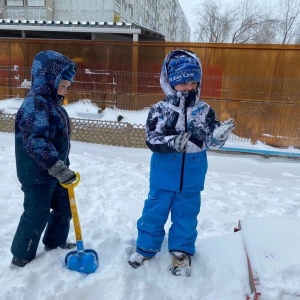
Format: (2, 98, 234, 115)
(179, 99, 188, 191)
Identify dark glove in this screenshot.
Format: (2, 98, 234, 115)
(213, 118, 235, 141)
(48, 160, 76, 184)
(173, 131, 192, 152)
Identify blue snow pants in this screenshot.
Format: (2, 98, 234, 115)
(136, 186, 201, 257)
(11, 179, 72, 261)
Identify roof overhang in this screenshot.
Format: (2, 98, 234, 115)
(0, 19, 165, 41)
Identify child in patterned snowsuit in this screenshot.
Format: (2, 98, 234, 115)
(10, 50, 78, 269)
(128, 49, 235, 276)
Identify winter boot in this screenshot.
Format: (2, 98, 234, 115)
(128, 252, 151, 268)
(10, 257, 33, 270)
(169, 251, 191, 277)
(44, 242, 76, 251)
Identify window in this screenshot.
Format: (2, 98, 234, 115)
(28, 8, 46, 19)
(6, 0, 24, 6)
(7, 8, 25, 19)
(6, 0, 45, 6)
(130, 6, 133, 18)
(27, 0, 46, 6)
(122, 0, 127, 13)
(136, 14, 143, 25)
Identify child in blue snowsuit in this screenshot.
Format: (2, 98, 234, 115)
(11, 50, 78, 269)
(128, 49, 235, 276)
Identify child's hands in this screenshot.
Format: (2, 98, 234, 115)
(48, 160, 76, 184)
(213, 118, 235, 141)
(173, 131, 192, 152)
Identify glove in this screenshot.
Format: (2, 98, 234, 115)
(213, 118, 235, 141)
(173, 131, 192, 152)
(48, 160, 76, 184)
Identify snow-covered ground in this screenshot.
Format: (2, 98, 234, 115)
(0, 98, 149, 125)
(0, 98, 300, 299)
(241, 217, 300, 300)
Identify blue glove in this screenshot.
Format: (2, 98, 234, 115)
(213, 118, 235, 141)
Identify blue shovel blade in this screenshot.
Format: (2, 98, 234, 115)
(65, 249, 99, 274)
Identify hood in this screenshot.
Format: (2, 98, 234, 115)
(160, 49, 202, 100)
(30, 50, 76, 102)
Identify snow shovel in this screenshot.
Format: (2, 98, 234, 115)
(61, 172, 99, 274)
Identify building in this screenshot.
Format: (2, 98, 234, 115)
(1, 0, 190, 42)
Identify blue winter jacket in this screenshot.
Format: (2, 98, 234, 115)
(146, 50, 225, 193)
(15, 50, 76, 184)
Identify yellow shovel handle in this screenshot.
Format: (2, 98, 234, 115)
(60, 172, 80, 189)
(61, 172, 82, 242)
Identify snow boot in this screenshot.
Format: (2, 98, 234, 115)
(44, 242, 76, 251)
(169, 251, 191, 277)
(128, 252, 151, 268)
(10, 257, 33, 270)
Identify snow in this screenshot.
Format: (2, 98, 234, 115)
(241, 218, 300, 299)
(0, 98, 148, 125)
(0, 99, 300, 300)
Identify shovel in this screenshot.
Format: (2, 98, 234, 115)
(61, 172, 99, 274)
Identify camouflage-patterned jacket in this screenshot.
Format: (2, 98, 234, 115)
(146, 49, 225, 192)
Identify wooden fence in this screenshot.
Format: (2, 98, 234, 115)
(0, 40, 299, 148)
(0, 112, 248, 149)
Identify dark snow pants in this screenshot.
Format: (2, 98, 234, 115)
(11, 179, 72, 261)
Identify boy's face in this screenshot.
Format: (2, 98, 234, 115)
(173, 82, 198, 92)
(57, 79, 72, 96)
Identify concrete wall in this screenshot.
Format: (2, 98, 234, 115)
(46, 0, 54, 20)
(53, 0, 190, 41)
(54, 0, 114, 22)
(3, 0, 190, 41)
(0, 0, 6, 18)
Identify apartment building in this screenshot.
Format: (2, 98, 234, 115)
(2, 0, 191, 41)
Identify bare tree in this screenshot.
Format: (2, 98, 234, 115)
(192, 0, 300, 44)
(276, 0, 300, 44)
(294, 29, 300, 44)
(193, 1, 234, 43)
(229, 0, 272, 43)
(193, 0, 272, 43)
(251, 19, 278, 44)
